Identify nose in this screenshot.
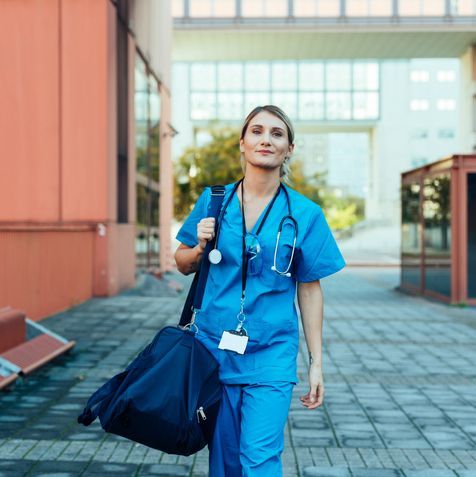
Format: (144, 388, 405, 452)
(261, 131, 271, 145)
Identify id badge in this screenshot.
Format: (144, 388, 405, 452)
(218, 330, 249, 355)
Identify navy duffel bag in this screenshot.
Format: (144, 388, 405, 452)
(77, 185, 226, 455)
(77, 325, 221, 455)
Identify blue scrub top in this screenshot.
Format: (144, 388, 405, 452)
(176, 182, 346, 385)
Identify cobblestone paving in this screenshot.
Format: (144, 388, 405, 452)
(0, 269, 475, 476)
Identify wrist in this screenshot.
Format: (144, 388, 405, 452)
(308, 351, 322, 368)
(309, 361, 322, 369)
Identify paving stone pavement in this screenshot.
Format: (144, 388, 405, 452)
(0, 268, 475, 477)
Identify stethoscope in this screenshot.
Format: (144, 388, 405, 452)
(208, 178, 298, 277)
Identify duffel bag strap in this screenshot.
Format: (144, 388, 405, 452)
(178, 185, 225, 327)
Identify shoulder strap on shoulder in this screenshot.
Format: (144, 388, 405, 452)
(178, 185, 225, 326)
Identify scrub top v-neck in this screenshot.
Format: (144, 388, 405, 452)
(176, 181, 346, 385)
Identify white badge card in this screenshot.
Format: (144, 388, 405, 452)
(218, 331, 249, 355)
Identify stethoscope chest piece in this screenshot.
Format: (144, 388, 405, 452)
(208, 248, 222, 265)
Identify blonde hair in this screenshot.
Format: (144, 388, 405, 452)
(240, 105, 294, 181)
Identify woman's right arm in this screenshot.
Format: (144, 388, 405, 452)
(174, 217, 215, 275)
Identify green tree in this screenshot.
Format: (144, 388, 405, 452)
(174, 127, 364, 230)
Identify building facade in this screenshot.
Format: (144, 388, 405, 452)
(0, 0, 174, 321)
(171, 0, 476, 224)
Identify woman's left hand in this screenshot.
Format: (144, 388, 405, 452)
(300, 364, 324, 410)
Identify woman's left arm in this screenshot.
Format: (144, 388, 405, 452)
(297, 280, 325, 410)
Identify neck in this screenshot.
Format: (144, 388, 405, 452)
(242, 168, 281, 198)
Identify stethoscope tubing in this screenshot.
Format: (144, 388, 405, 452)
(210, 179, 298, 277)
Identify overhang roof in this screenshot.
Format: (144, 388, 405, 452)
(173, 24, 476, 60)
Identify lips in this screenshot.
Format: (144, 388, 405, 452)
(257, 150, 273, 154)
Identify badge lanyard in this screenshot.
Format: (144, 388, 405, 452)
(218, 179, 283, 354)
(236, 180, 282, 334)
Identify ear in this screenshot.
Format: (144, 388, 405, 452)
(288, 143, 295, 156)
(239, 138, 245, 153)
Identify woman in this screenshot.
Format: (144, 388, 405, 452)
(174, 105, 345, 477)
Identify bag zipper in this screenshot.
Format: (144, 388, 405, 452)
(196, 406, 207, 423)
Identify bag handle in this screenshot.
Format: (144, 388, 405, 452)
(178, 185, 225, 327)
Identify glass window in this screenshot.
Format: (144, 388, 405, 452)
(421, 0, 446, 15)
(191, 93, 217, 119)
(271, 92, 298, 119)
(218, 92, 243, 119)
(347, 0, 368, 15)
(411, 129, 429, 139)
(353, 63, 379, 90)
(368, 0, 393, 15)
(299, 62, 324, 91)
(135, 55, 160, 270)
(410, 99, 429, 111)
(172, 0, 184, 17)
(353, 92, 379, 119)
(326, 63, 351, 91)
(135, 59, 149, 170)
(399, 0, 445, 15)
(294, 0, 319, 15)
(242, 0, 288, 17)
(214, 0, 235, 16)
(423, 173, 451, 297)
(218, 63, 243, 91)
(271, 62, 297, 91)
(294, 0, 340, 16)
(401, 182, 422, 290)
(190, 63, 216, 91)
(299, 92, 325, 120)
(326, 93, 352, 120)
(149, 76, 160, 127)
(190, 0, 235, 17)
(451, 0, 475, 15)
(411, 70, 429, 82)
(411, 157, 428, 168)
(399, 0, 421, 14)
(437, 99, 456, 111)
(190, 0, 213, 17)
(245, 92, 271, 114)
(187, 60, 380, 121)
(438, 128, 455, 139)
(437, 70, 456, 82)
(347, 0, 392, 16)
(245, 63, 270, 91)
(318, 0, 341, 16)
(468, 173, 476, 297)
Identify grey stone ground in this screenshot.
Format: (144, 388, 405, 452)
(1, 268, 476, 477)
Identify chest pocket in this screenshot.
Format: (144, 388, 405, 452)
(258, 227, 296, 292)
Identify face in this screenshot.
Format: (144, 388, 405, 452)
(240, 111, 294, 174)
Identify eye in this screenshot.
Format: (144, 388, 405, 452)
(251, 129, 261, 135)
(273, 131, 283, 137)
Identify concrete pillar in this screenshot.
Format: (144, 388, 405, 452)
(459, 45, 476, 154)
(366, 127, 380, 220)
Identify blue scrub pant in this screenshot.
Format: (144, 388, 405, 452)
(209, 381, 294, 477)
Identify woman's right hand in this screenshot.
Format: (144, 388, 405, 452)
(197, 217, 216, 250)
